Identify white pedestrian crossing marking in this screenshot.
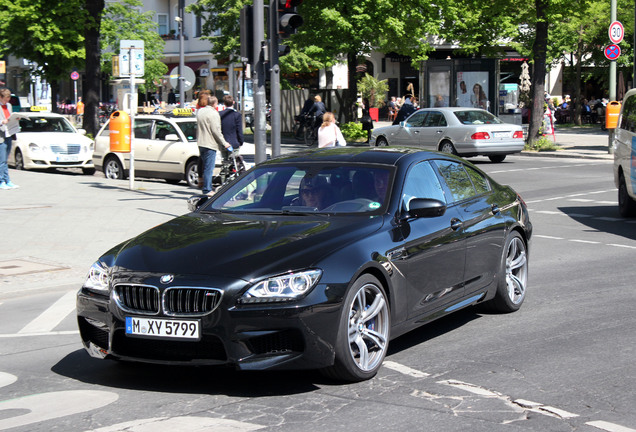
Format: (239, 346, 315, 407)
(18, 290, 76, 334)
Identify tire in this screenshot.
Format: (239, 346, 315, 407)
(14, 149, 24, 170)
(303, 127, 313, 146)
(487, 231, 528, 313)
(185, 160, 199, 188)
(488, 155, 506, 163)
(618, 172, 636, 217)
(440, 141, 458, 155)
(82, 167, 96, 175)
(103, 156, 126, 180)
(321, 274, 390, 382)
(375, 136, 389, 147)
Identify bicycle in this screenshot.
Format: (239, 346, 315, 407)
(303, 115, 319, 146)
(212, 153, 247, 189)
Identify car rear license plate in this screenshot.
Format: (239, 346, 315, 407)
(492, 132, 510, 138)
(125, 317, 200, 340)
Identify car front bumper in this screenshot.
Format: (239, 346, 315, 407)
(76, 282, 344, 371)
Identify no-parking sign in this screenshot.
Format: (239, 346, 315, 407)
(604, 44, 621, 60)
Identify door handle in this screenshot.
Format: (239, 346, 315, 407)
(387, 247, 406, 260)
(436, 130, 443, 134)
(450, 218, 463, 231)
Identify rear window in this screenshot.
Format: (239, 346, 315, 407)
(453, 110, 502, 125)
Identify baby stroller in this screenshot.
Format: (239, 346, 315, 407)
(212, 153, 246, 188)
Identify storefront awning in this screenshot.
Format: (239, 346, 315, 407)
(165, 61, 207, 72)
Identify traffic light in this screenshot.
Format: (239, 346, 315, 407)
(277, 0, 303, 39)
(240, 5, 254, 63)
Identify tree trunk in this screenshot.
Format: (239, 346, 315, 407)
(574, 28, 583, 126)
(83, 0, 105, 137)
(528, 0, 548, 144)
(344, 51, 358, 123)
(50, 81, 60, 114)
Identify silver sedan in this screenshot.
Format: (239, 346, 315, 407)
(370, 107, 525, 163)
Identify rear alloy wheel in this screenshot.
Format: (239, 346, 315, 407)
(375, 136, 389, 147)
(618, 172, 636, 217)
(14, 149, 25, 170)
(185, 160, 199, 188)
(104, 156, 125, 180)
(322, 274, 390, 382)
(489, 155, 506, 163)
(440, 141, 458, 155)
(489, 231, 528, 313)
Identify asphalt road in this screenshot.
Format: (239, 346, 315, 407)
(1, 153, 635, 432)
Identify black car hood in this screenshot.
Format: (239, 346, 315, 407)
(107, 212, 385, 281)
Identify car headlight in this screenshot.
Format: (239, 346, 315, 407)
(240, 269, 322, 303)
(83, 261, 110, 292)
(28, 143, 42, 152)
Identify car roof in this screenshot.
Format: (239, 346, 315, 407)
(262, 147, 455, 167)
(18, 112, 66, 118)
(415, 107, 492, 113)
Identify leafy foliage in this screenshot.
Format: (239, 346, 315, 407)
(100, 0, 167, 91)
(357, 74, 389, 108)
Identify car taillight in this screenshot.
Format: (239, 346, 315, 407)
(471, 132, 491, 140)
(513, 130, 524, 139)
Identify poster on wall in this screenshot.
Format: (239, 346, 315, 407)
(429, 71, 450, 107)
(456, 71, 489, 110)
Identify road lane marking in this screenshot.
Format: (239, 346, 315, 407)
(0, 390, 118, 431)
(87, 417, 265, 432)
(18, 290, 76, 334)
(513, 399, 578, 419)
(0, 330, 79, 338)
(383, 361, 430, 378)
(587, 421, 636, 432)
(0, 373, 17, 389)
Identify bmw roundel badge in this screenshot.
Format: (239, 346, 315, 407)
(160, 274, 174, 284)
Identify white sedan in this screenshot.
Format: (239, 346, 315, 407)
(370, 107, 525, 163)
(8, 112, 95, 174)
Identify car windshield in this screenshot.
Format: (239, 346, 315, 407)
(453, 110, 502, 125)
(176, 121, 197, 141)
(19, 116, 75, 133)
(207, 163, 393, 215)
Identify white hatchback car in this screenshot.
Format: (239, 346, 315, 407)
(612, 88, 636, 217)
(93, 113, 201, 187)
(8, 112, 95, 174)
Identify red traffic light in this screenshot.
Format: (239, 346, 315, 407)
(284, 0, 302, 7)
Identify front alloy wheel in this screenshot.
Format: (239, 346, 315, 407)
(322, 274, 390, 382)
(489, 231, 528, 312)
(104, 156, 125, 180)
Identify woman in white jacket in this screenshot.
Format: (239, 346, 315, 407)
(317, 112, 346, 148)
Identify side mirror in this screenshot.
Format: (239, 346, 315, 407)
(78, 128, 87, 135)
(400, 121, 406, 127)
(187, 194, 210, 212)
(406, 198, 446, 219)
(164, 133, 180, 141)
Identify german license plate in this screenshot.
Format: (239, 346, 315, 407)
(492, 132, 509, 139)
(56, 155, 79, 162)
(125, 317, 200, 340)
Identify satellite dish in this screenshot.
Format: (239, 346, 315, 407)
(169, 66, 196, 92)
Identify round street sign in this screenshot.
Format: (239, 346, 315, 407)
(604, 44, 621, 61)
(609, 21, 624, 44)
(70, 71, 80, 80)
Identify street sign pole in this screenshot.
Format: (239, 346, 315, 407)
(608, 1, 618, 154)
(129, 54, 135, 191)
(120, 40, 144, 189)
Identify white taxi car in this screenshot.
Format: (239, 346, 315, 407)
(613, 88, 636, 217)
(8, 111, 95, 175)
(93, 112, 200, 187)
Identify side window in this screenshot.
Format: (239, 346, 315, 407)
(424, 111, 444, 127)
(402, 162, 446, 210)
(405, 111, 427, 127)
(620, 95, 636, 132)
(134, 119, 153, 139)
(154, 120, 178, 140)
(465, 165, 490, 195)
(434, 160, 476, 203)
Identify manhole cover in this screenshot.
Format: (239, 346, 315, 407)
(0, 259, 69, 277)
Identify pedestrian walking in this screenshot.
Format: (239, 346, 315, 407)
(196, 94, 232, 195)
(219, 95, 244, 153)
(0, 88, 18, 190)
(360, 98, 374, 143)
(318, 112, 346, 148)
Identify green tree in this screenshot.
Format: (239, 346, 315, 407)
(100, 0, 167, 91)
(0, 0, 86, 113)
